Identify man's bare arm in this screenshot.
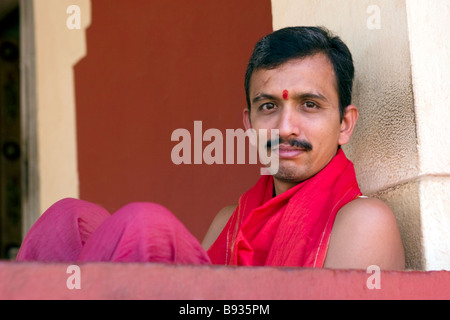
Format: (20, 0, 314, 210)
(202, 204, 237, 251)
(324, 197, 405, 270)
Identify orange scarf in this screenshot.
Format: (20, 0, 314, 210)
(207, 149, 361, 267)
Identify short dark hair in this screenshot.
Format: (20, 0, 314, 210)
(244, 26, 354, 122)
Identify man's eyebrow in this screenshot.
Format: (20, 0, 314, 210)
(293, 92, 329, 102)
(251, 93, 277, 104)
(251, 92, 329, 104)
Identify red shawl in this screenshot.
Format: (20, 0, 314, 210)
(207, 149, 361, 267)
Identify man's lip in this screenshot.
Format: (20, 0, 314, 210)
(273, 144, 307, 151)
(271, 145, 307, 158)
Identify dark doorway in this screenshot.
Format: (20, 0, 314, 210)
(0, 4, 21, 259)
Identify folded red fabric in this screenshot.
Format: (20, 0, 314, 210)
(207, 149, 361, 267)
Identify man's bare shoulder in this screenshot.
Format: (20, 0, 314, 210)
(324, 197, 405, 270)
(202, 204, 237, 251)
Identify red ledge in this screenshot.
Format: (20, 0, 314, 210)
(0, 262, 449, 300)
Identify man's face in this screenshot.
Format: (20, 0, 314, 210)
(244, 53, 354, 189)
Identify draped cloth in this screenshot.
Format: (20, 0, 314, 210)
(207, 149, 361, 267)
(16, 149, 360, 268)
(16, 200, 211, 265)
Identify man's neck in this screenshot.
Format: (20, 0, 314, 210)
(273, 180, 298, 197)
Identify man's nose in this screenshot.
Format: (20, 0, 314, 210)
(277, 106, 300, 139)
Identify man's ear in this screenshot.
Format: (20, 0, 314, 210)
(243, 108, 252, 130)
(338, 105, 358, 146)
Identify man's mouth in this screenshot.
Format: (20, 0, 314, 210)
(266, 139, 313, 159)
(273, 144, 308, 159)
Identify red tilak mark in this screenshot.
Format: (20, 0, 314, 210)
(282, 89, 289, 100)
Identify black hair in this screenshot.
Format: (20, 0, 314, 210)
(244, 26, 354, 122)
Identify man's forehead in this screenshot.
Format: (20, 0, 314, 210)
(249, 53, 337, 96)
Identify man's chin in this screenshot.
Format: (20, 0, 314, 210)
(272, 168, 313, 185)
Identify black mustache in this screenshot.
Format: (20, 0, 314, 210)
(266, 138, 313, 152)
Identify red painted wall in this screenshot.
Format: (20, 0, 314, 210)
(74, 0, 273, 240)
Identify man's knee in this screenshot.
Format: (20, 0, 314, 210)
(112, 202, 177, 226)
(41, 198, 109, 219)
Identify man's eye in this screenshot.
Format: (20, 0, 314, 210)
(259, 103, 276, 111)
(305, 101, 318, 109)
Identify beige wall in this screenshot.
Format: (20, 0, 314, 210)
(31, 0, 90, 216)
(272, 0, 450, 270)
(406, 0, 450, 270)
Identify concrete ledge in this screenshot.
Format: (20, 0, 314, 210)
(1, 262, 449, 300)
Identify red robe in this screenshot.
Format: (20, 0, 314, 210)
(207, 149, 361, 267)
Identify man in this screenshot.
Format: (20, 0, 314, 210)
(17, 26, 405, 270)
(203, 26, 405, 270)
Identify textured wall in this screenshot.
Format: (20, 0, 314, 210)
(406, 0, 450, 270)
(407, 1, 450, 176)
